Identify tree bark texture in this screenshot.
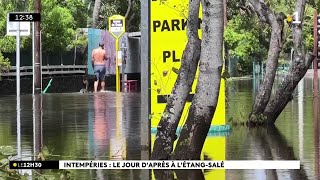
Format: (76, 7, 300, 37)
(248, 0, 286, 122)
(92, 0, 101, 28)
(124, 0, 133, 31)
(172, 0, 224, 160)
(151, 0, 201, 160)
(263, 0, 314, 124)
(263, 55, 313, 123)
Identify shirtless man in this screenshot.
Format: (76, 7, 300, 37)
(92, 43, 107, 93)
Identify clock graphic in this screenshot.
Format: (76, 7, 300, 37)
(8, 12, 41, 22)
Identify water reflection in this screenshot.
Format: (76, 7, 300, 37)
(298, 80, 304, 161)
(33, 94, 43, 159)
(313, 95, 319, 180)
(227, 126, 307, 180)
(93, 94, 109, 154)
(153, 126, 308, 180)
(110, 93, 126, 160)
(1, 76, 320, 179)
(16, 95, 21, 161)
(16, 95, 22, 175)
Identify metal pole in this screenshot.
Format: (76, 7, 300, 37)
(313, 10, 318, 97)
(32, 22, 35, 94)
(140, 0, 151, 160)
(116, 39, 120, 92)
(121, 48, 125, 92)
(140, 0, 151, 175)
(16, 95, 21, 172)
(121, 41, 126, 92)
(74, 33, 77, 65)
(40, 30, 42, 91)
(33, 94, 43, 160)
(34, 0, 42, 94)
(16, 22, 20, 96)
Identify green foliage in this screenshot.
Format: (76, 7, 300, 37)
(42, 0, 76, 52)
(68, 29, 88, 51)
(225, 15, 269, 60)
(0, 0, 139, 57)
(63, 0, 88, 28)
(0, 146, 73, 179)
(300, 6, 315, 52)
(226, 0, 315, 75)
(0, 51, 10, 75)
(0, 0, 88, 54)
(0, 146, 16, 157)
(308, 0, 320, 10)
(92, 0, 141, 32)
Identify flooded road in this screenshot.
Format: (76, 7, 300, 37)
(0, 77, 319, 179)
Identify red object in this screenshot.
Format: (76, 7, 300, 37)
(123, 80, 138, 92)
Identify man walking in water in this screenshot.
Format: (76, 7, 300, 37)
(92, 42, 107, 93)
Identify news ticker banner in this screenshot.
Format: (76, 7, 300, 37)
(9, 160, 300, 170)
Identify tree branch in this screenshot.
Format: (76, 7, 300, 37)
(236, 4, 254, 15)
(126, 12, 136, 31)
(125, 0, 133, 19)
(248, 0, 273, 24)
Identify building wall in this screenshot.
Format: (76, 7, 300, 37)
(0, 75, 85, 96)
(126, 37, 141, 74)
(87, 28, 141, 75)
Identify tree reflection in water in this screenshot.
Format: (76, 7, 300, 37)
(153, 126, 308, 180)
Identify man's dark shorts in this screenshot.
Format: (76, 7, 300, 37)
(94, 65, 106, 81)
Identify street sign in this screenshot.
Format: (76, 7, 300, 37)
(109, 15, 126, 39)
(6, 13, 30, 36)
(149, 0, 226, 172)
(108, 15, 126, 92)
(150, 0, 225, 127)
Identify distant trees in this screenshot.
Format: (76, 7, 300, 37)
(0, 0, 140, 56)
(0, 52, 10, 76)
(89, 0, 140, 32)
(0, 0, 87, 54)
(224, 0, 314, 75)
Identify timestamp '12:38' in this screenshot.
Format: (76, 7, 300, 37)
(8, 13, 41, 22)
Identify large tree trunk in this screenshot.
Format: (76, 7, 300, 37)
(262, 0, 314, 124)
(248, 0, 286, 123)
(263, 54, 313, 123)
(92, 0, 101, 28)
(151, 0, 201, 160)
(172, 0, 224, 160)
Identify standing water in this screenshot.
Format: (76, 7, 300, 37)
(0, 77, 319, 179)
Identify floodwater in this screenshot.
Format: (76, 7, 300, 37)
(0, 77, 319, 180)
